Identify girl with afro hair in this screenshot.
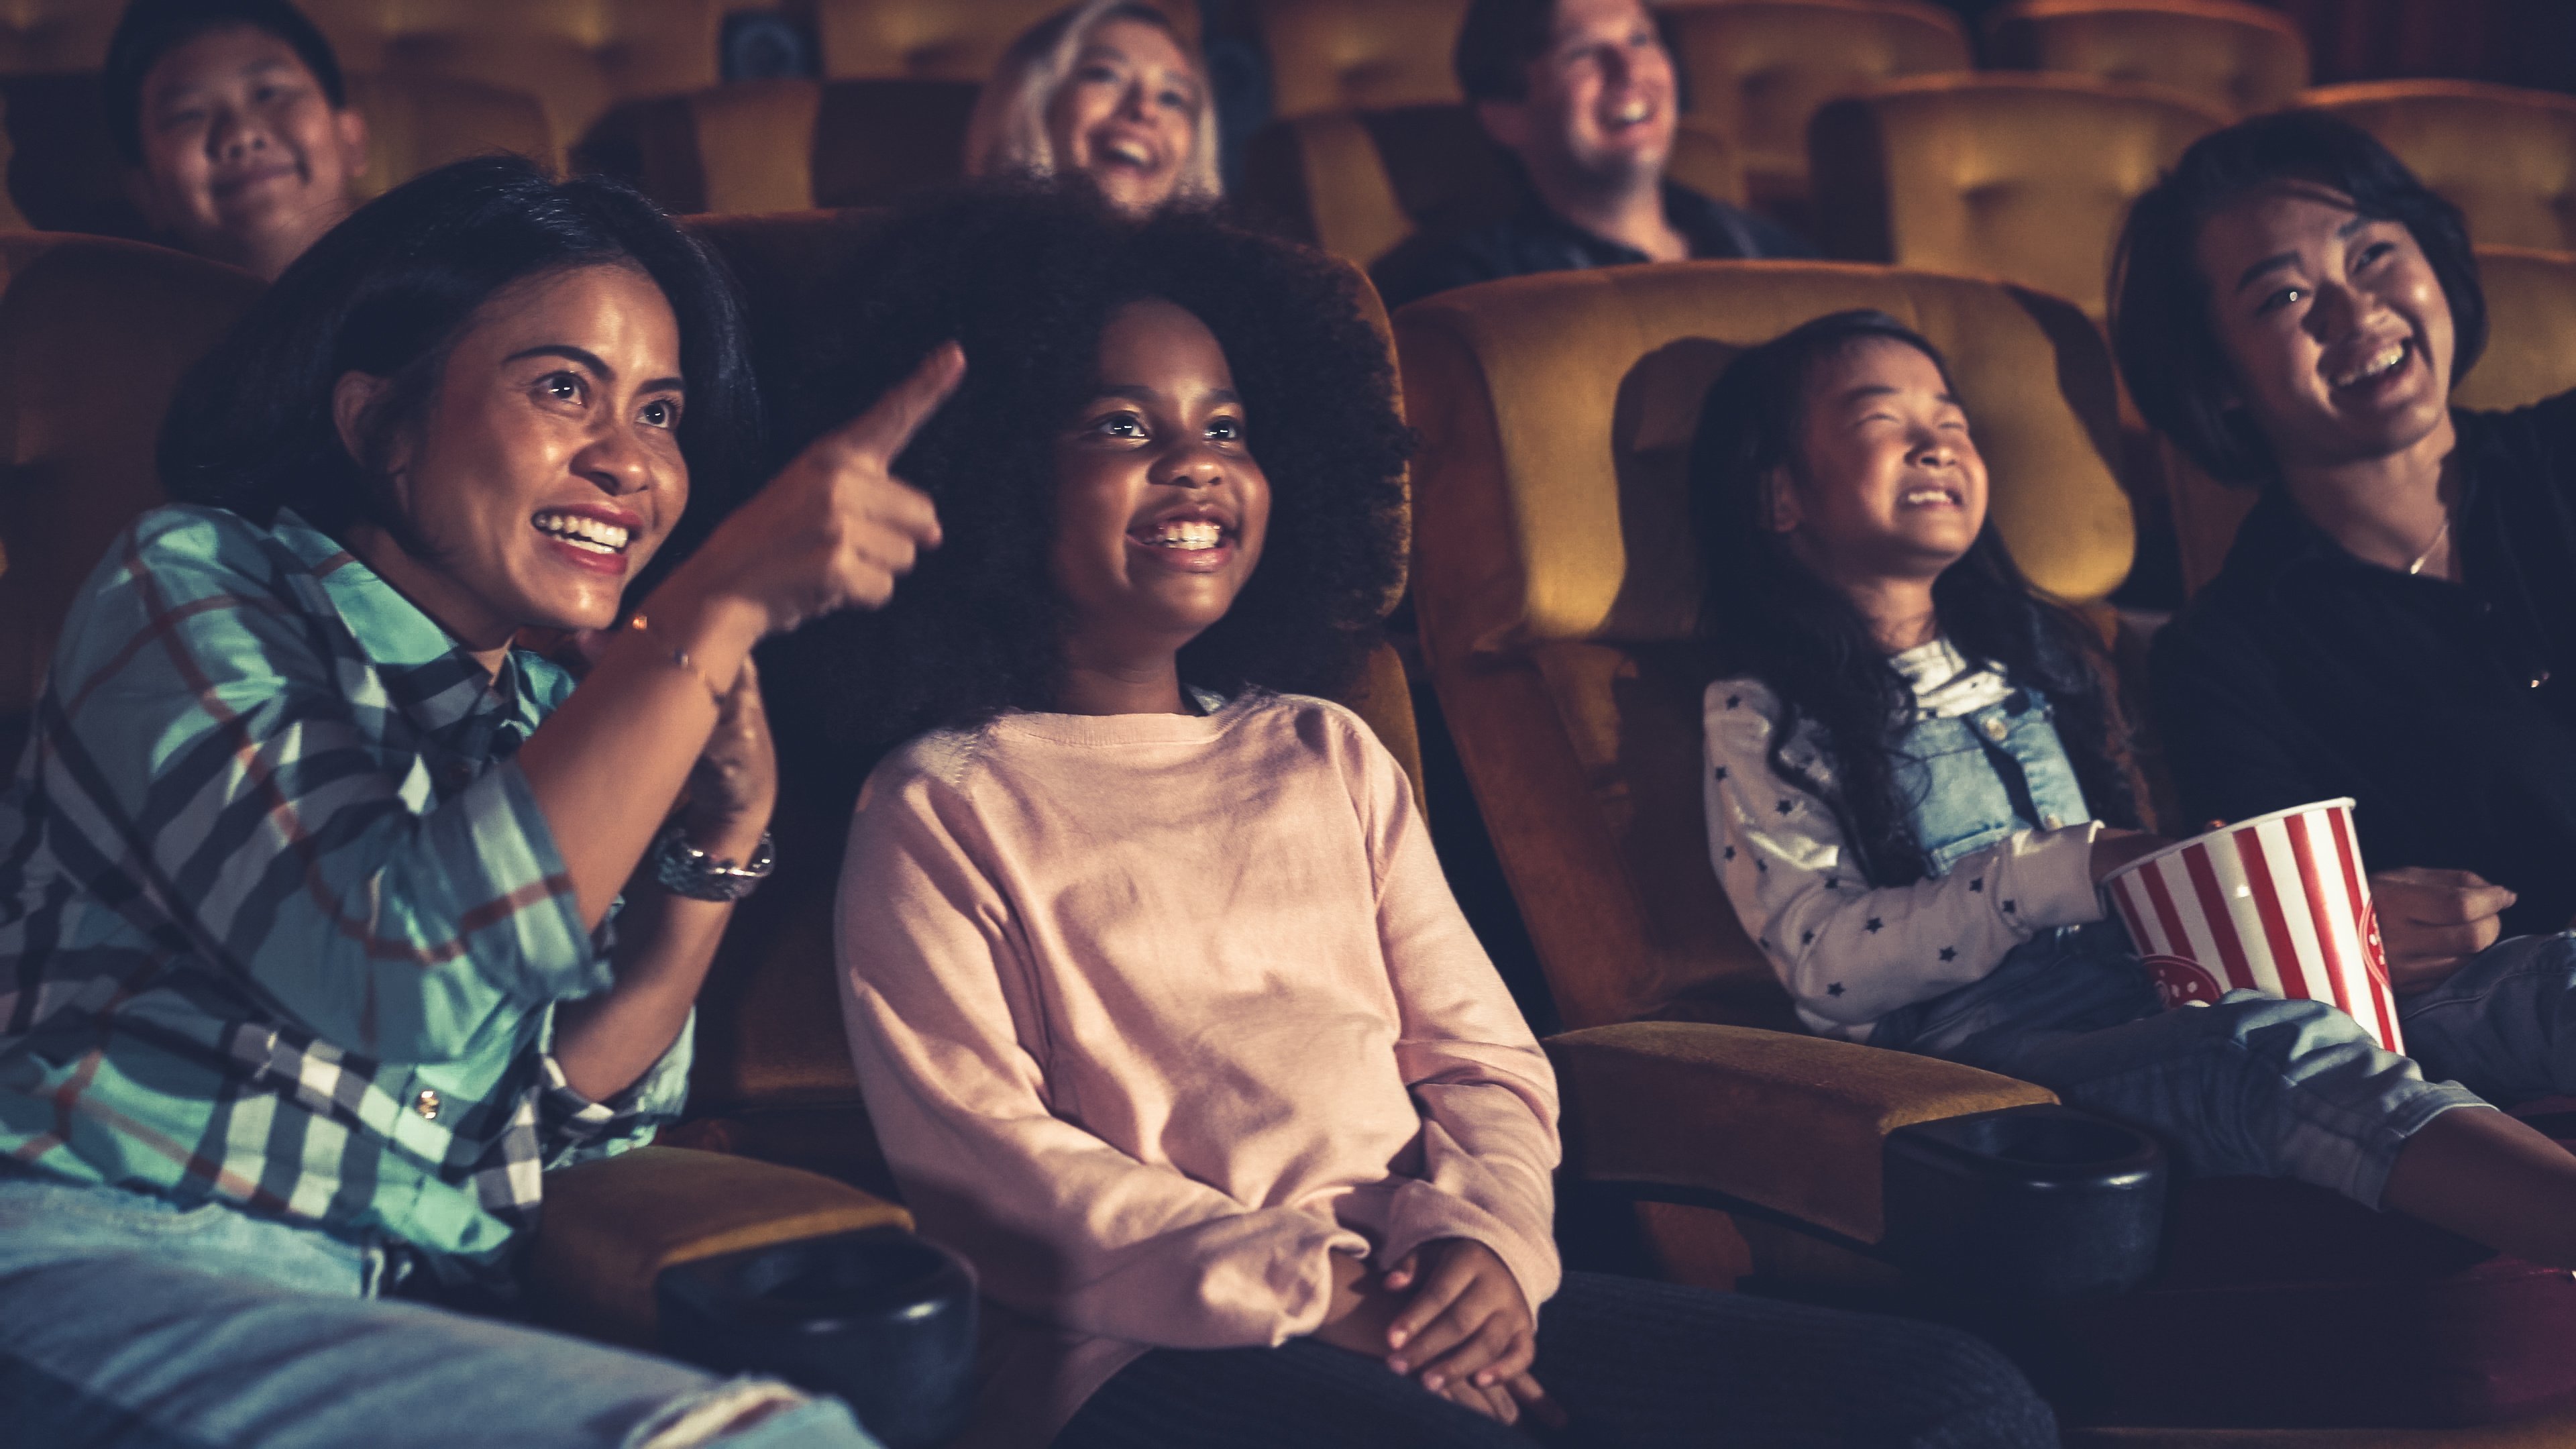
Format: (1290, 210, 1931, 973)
(818, 182, 2057, 1449)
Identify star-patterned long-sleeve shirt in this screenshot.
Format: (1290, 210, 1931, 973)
(0, 505, 687, 1270)
(1703, 643, 2108, 1040)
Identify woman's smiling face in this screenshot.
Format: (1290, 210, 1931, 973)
(1045, 17, 1201, 213)
(2194, 182, 2456, 473)
(1051, 296, 1269, 661)
(345, 262, 689, 649)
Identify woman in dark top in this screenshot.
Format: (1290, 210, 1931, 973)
(2121, 113, 2576, 1115)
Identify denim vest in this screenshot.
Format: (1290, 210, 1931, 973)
(1894, 684, 2094, 878)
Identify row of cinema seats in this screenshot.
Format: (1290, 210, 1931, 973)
(1249, 0, 2576, 303)
(7, 0, 2576, 268)
(20, 185, 2576, 1441)
(0, 0, 1191, 225)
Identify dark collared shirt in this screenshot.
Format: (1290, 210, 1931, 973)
(2153, 391, 2576, 937)
(1368, 180, 1814, 313)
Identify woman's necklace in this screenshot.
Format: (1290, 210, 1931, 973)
(2406, 515, 2452, 577)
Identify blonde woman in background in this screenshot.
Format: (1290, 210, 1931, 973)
(965, 0, 1221, 213)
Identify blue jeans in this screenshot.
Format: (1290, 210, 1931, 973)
(0, 1170, 881, 1448)
(1870, 922, 2503, 1208)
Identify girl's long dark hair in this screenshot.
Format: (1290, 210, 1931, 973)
(1690, 310, 2140, 886)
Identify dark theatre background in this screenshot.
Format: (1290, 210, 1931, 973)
(8, 2, 2576, 1446)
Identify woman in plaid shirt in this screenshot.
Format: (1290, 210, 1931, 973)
(0, 157, 958, 1446)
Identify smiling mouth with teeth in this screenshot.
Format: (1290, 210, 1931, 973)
(1899, 487, 1962, 506)
(1144, 519, 1224, 550)
(533, 510, 631, 555)
(2332, 341, 2410, 390)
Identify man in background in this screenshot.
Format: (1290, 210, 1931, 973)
(1372, 0, 1809, 311)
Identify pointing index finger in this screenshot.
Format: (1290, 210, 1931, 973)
(831, 341, 966, 465)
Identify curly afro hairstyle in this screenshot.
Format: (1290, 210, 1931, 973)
(769, 180, 1411, 769)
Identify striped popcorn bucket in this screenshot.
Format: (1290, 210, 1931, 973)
(2100, 799, 2404, 1056)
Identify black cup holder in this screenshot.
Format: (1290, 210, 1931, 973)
(1882, 1104, 2168, 1299)
(657, 1227, 977, 1449)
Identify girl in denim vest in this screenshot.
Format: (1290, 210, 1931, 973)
(1694, 309, 2576, 1266)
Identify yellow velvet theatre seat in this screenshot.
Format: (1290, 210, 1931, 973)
(0, 234, 258, 733)
(2169, 245, 2576, 595)
(0, 0, 720, 143)
(2302, 80, 2576, 256)
(0, 94, 21, 231)
(1984, 0, 2310, 119)
(814, 0, 1197, 81)
(0, 0, 118, 72)
(1662, 0, 1969, 231)
(1256, 0, 1469, 119)
(1808, 73, 2228, 319)
(298, 0, 722, 157)
(1242, 103, 1744, 268)
(1397, 260, 2133, 1034)
(588, 78, 980, 217)
(344, 71, 556, 203)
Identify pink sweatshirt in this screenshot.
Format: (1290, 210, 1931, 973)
(835, 692, 1562, 1448)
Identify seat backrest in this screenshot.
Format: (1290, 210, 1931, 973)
(1984, 0, 2309, 118)
(1664, 0, 1968, 225)
(816, 0, 1069, 80)
(0, 91, 21, 231)
(2169, 245, 2576, 594)
(343, 71, 555, 202)
(590, 78, 979, 217)
(0, 1, 115, 74)
(2303, 80, 2576, 254)
(816, 0, 1198, 81)
(0, 0, 712, 146)
(1242, 102, 1743, 268)
(676, 209, 1423, 1126)
(299, 0, 721, 150)
(1810, 73, 2227, 319)
(2, 68, 552, 241)
(1257, 0, 1468, 119)
(0, 233, 260, 720)
(1397, 261, 2131, 1028)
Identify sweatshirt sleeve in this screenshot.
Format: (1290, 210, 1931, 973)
(1703, 680, 2105, 1030)
(1342, 712, 1564, 1316)
(835, 758, 1370, 1350)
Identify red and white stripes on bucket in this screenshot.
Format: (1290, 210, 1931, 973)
(2102, 799, 2405, 1056)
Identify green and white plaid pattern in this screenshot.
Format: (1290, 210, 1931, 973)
(0, 506, 687, 1266)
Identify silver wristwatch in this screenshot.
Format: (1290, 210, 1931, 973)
(651, 823, 775, 902)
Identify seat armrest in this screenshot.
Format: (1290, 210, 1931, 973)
(527, 1144, 912, 1345)
(1546, 1021, 2056, 1244)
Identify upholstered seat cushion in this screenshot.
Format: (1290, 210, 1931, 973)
(1809, 73, 2228, 317)
(1664, 0, 1969, 225)
(2304, 80, 2576, 255)
(1256, 0, 1468, 119)
(1984, 0, 2310, 119)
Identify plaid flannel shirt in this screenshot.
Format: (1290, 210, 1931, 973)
(0, 504, 688, 1267)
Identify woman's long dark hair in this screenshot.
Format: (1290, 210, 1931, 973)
(1690, 310, 2140, 886)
